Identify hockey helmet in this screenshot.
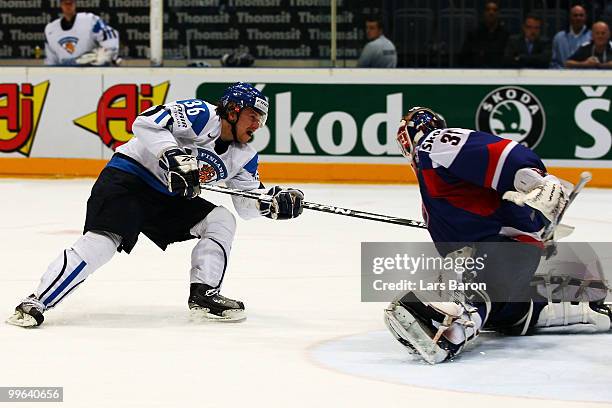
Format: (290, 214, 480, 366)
(220, 82, 269, 127)
(396, 106, 446, 159)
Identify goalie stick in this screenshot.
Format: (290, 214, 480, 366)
(199, 183, 428, 229)
(542, 171, 592, 241)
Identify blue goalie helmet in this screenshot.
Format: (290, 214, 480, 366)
(221, 82, 269, 127)
(396, 106, 447, 160)
(405, 106, 446, 142)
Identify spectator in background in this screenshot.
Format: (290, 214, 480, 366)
(459, 1, 509, 68)
(551, 5, 591, 68)
(357, 16, 397, 68)
(565, 21, 612, 68)
(504, 14, 550, 68)
(44, 0, 120, 66)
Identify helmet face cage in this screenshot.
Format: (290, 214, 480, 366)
(396, 119, 414, 161)
(221, 82, 269, 127)
(396, 107, 446, 162)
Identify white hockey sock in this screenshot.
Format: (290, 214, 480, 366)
(189, 207, 236, 288)
(36, 231, 120, 309)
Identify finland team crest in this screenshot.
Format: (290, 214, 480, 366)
(197, 148, 228, 183)
(58, 36, 79, 54)
(476, 86, 546, 148)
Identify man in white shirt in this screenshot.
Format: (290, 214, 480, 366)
(357, 16, 397, 68)
(44, 0, 119, 66)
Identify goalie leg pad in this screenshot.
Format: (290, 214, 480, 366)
(384, 291, 490, 364)
(534, 301, 612, 333)
(384, 301, 450, 364)
(189, 206, 236, 288)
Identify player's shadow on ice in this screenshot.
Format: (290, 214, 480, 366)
(45, 308, 193, 328)
(42, 306, 305, 329)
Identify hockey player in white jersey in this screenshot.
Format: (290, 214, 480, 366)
(7, 83, 304, 327)
(384, 107, 612, 364)
(44, 0, 119, 66)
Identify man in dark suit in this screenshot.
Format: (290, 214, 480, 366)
(504, 14, 551, 68)
(566, 21, 612, 69)
(459, 1, 509, 68)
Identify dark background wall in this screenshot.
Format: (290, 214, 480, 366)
(0, 0, 610, 66)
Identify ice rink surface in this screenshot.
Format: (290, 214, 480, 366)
(1, 178, 611, 408)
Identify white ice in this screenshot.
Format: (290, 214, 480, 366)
(1, 178, 611, 408)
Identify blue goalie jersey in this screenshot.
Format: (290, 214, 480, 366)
(413, 128, 547, 243)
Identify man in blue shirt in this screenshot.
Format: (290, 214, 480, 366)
(550, 4, 591, 68)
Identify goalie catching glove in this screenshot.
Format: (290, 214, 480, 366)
(159, 148, 200, 198)
(258, 186, 304, 220)
(503, 168, 570, 223)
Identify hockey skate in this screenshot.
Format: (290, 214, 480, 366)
(6, 295, 45, 328)
(188, 283, 246, 322)
(384, 291, 489, 364)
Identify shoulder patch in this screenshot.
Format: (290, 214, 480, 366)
(169, 104, 189, 129)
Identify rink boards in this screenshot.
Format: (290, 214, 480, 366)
(0, 67, 611, 186)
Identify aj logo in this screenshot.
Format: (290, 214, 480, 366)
(0, 82, 50, 156)
(476, 86, 546, 148)
(74, 82, 169, 150)
(59, 36, 79, 54)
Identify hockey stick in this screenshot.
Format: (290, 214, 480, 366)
(199, 184, 428, 229)
(541, 171, 592, 241)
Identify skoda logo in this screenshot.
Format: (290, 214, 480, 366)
(476, 86, 546, 148)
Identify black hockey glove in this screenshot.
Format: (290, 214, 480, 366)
(259, 186, 304, 220)
(159, 148, 200, 198)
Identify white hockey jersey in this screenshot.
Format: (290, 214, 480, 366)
(113, 99, 264, 219)
(44, 12, 119, 66)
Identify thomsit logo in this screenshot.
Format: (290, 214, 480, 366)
(476, 86, 546, 149)
(74, 82, 169, 150)
(0, 81, 50, 156)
